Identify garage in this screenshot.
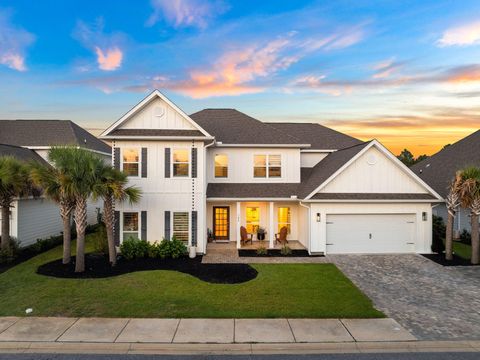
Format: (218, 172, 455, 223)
(326, 213, 416, 254)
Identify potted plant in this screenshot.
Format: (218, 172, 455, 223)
(257, 227, 266, 241)
(207, 228, 214, 242)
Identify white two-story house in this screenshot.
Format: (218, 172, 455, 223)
(100, 90, 443, 255)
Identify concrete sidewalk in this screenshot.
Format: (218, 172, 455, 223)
(0, 317, 415, 344)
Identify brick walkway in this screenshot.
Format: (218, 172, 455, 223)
(329, 254, 480, 341)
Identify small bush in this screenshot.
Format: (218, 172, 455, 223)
(280, 245, 292, 256)
(90, 225, 109, 254)
(157, 239, 171, 259)
(0, 237, 20, 264)
(256, 245, 268, 256)
(432, 215, 446, 254)
(459, 229, 471, 245)
(120, 237, 149, 260)
(147, 241, 160, 258)
(169, 236, 187, 259)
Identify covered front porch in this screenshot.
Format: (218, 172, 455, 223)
(206, 200, 309, 250)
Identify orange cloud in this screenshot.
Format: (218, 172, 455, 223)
(445, 65, 480, 83)
(438, 20, 480, 47)
(95, 47, 123, 71)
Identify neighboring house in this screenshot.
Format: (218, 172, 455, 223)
(101, 90, 442, 255)
(0, 120, 112, 246)
(411, 129, 480, 234)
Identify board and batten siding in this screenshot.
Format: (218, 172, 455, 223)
(300, 152, 329, 168)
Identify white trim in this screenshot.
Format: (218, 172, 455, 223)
(304, 140, 444, 201)
(120, 147, 142, 178)
(304, 199, 443, 203)
(101, 136, 214, 141)
(207, 197, 298, 201)
(100, 90, 212, 138)
(214, 143, 310, 148)
(301, 149, 336, 153)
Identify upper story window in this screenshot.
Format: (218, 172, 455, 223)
(254, 154, 282, 178)
(215, 154, 228, 178)
(122, 148, 140, 177)
(172, 149, 189, 177)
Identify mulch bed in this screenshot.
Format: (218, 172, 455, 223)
(37, 254, 258, 284)
(238, 249, 312, 257)
(421, 253, 477, 266)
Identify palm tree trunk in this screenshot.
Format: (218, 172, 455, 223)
(1, 204, 10, 250)
(471, 213, 480, 265)
(445, 211, 454, 260)
(74, 197, 87, 273)
(103, 196, 116, 266)
(62, 213, 72, 264)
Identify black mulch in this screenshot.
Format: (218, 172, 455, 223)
(421, 253, 477, 266)
(36, 254, 258, 284)
(238, 249, 314, 257)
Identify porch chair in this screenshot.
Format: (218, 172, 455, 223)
(275, 226, 288, 245)
(240, 226, 253, 245)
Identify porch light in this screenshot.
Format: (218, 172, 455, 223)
(316, 213, 321, 222)
(422, 212, 427, 221)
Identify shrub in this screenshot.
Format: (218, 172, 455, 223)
(147, 241, 160, 258)
(431, 215, 446, 254)
(459, 229, 471, 245)
(0, 237, 20, 264)
(280, 245, 292, 256)
(120, 237, 149, 260)
(256, 245, 268, 256)
(157, 239, 171, 259)
(169, 236, 187, 259)
(90, 225, 109, 254)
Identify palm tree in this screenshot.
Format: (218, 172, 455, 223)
(49, 147, 103, 272)
(30, 160, 76, 264)
(0, 156, 32, 250)
(458, 166, 480, 265)
(92, 164, 141, 266)
(445, 172, 462, 260)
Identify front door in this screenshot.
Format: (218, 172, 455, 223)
(213, 206, 230, 241)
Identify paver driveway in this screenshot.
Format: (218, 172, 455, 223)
(329, 254, 480, 340)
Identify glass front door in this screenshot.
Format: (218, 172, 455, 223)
(213, 206, 230, 240)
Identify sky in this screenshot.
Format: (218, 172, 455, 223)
(1, 0, 480, 155)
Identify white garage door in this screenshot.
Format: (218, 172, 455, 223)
(326, 214, 416, 254)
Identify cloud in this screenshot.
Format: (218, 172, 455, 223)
(442, 64, 480, 83)
(147, 0, 227, 29)
(372, 58, 405, 79)
(73, 18, 125, 72)
(438, 20, 480, 47)
(0, 10, 35, 71)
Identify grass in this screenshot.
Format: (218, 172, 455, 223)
(453, 241, 472, 260)
(0, 235, 383, 318)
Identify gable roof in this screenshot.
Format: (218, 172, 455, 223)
(0, 143, 48, 164)
(189, 109, 309, 146)
(0, 120, 111, 154)
(411, 129, 480, 198)
(268, 122, 362, 150)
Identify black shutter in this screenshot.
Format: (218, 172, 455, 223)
(141, 148, 148, 178)
(164, 211, 171, 240)
(113, 148, 120, 170)
(114, 211, 120, 246)
(191, 148, 197, 178)
(141, 211, 147, 241)
(191, 211, 197, 247)
(165, 148, 171, 178)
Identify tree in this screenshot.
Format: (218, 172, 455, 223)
(92, 164, 140, 266)
(30, 160, 76, 264)
(397, 149, 428, 167)
(49, 147, 103, 272)
(0, 156, 32, 249)
(458, 166, 480, 265)
(445, 172, 462, 260)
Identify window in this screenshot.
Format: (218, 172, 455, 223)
(277, 207, 291, 234)
(122, 148, 140, 177)
(214, 154, 228, 178)
(173, 212, 189, 243)
(246, 207, 260, 234)
(172, 149, 189, 177)
(123, 212, 139, 240)
(254, 154, 281, 178)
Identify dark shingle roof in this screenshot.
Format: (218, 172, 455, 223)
(0, 144, 48, 164)
(0, 120, 111, 153)
(299, 141, 371, 198)
(190, 109, 305, 145)
(268, 122, 362, 150)
(411, 129, 480, 198)
(109, 129, 205, 137)
(207, 183, 301, 198)
(310, 193, 436, 200)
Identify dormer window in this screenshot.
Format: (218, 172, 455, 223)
(122, 148, 140, 177)
(254, 154, 282, 178)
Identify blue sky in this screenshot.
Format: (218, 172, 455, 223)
(1, 0, 480, 154)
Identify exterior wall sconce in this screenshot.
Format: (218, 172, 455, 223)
(316, 213, 321, 222)
(422, 212, 427, 221)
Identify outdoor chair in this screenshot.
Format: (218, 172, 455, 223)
(240, 226, 253, 245)
(275, 226, 288, 245)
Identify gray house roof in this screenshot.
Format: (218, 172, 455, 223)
(190, 109, 306, 146)
(0, 143, 48, 164)
(109, 129, 205, 137)
(0, 120, 111, 154)
(310, 193, 437, 200)
(411, 129, 480, 198)
(268, 122, 362, 150)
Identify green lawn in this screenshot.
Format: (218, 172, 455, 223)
(0, 236, 383, 318)
(453, 241, 472, 260)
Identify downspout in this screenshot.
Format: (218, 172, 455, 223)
(203, 140, 216, 254)
(299, 200, 311, 255)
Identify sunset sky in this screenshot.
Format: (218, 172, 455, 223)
(1, 0, 480, 155)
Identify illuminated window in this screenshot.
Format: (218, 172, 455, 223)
(246, 207, 260, 233)
(214, 154, 228, 178)
(122, 148, 140, 177)
(173, 212, 189, 243)
(123, 212, 139, 240)
(277, 207, 291, 234)
(254, 155, 281, 178)
(172, 149, 189, 177)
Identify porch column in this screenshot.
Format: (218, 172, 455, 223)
(269, 201, 274, 249)
(236, 201, 241, 249)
